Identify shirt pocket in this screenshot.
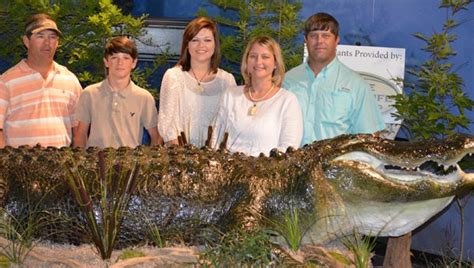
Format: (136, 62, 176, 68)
(319, 89, 352, 124)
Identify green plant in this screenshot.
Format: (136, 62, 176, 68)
(340, 229, 377, 268)
(445, 193, 474, 268)
(421, 251, 473, 268)
(64, 150, 142, 260)
(264, 207, 313, 252)
(0, 207, 53, 265)
(391, 0, 474, 140)
(198, 0, 303, 82)
(0, 209, 35, 265)
(143, 214, 165, 248)
(0, 0, 169, 93)
(200, 227, 277, 267)
(0, 177, 66, 266)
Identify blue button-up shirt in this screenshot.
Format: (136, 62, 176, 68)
(283, 57, 385, 146)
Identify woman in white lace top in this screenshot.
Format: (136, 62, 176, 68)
(158, 17, 236, 147)
(212, 36, 303, 156)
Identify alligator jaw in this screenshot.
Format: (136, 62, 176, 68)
(333, 151, 473, 184)
(325, 149, 473, 238)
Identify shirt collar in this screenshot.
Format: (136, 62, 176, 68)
(304, 57, 339, 79)
(101, 78, 135, 98)
(18, 59, 60, 74)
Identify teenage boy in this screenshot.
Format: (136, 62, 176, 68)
(73, 36, 159, 148)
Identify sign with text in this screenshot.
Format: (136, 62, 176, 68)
(304, 44, 406, 139)
(338, 45, 406, 139)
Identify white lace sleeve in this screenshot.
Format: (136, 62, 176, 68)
(210, 89, 231, 150)
(158, 68, 181, 142)
(278, 91, 303, 150)
(224, 71, 237, 88)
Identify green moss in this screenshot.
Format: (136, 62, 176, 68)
(118, 249, 146, 260)
(0, 254, 10, 268)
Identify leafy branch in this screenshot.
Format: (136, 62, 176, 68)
(391, 0, 473, 140)
(198, 0, 303, 82)
(0, 0, 169, 94)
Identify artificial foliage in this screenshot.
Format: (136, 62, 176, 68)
(391, 0, 474, 140)
(200, 227, 276, 266)
(64, 150, 142, 260)
(198, 0, 303, 82)
(0, 0, 168, 93)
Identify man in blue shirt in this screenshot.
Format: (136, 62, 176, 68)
(283, 12, 385, 146)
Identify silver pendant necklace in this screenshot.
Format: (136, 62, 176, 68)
(190, 68, 209, 93)
(247, 83, 275, 116)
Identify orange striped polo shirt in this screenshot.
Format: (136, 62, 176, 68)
(0, 60, 82, 148)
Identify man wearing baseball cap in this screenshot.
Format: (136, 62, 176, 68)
(0, 13, 82, 148)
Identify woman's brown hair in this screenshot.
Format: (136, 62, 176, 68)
(177, 17, 221, 73)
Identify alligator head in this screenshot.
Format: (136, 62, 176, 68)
(308, 134, 474, 241)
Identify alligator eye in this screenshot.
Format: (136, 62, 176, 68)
(459, 153, 474, 171)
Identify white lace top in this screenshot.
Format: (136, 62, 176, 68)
(211, 85, 303, 156)
(158, 66, 236, 147)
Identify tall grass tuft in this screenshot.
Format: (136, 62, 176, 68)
(0, 207, 54, 265)
(0, 179, 65, 265)
(64, 150, 142, 260)
(341, 228, 377, 268)
(264, 207, 314, 252)
(143, 214, 164, 248)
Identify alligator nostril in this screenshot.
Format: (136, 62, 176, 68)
(384, 165, 402, 171)
(459, 153, 474, 172)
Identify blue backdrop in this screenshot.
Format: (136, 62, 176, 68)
(132, 0, 474, 136)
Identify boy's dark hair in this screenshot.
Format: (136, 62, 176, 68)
(104, 36, 138, 59)
(304, 12, 339, 37)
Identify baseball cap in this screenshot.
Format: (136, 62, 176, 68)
(25, 15, 62, 36)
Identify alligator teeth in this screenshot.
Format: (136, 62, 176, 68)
(334, 151, 466, 180)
